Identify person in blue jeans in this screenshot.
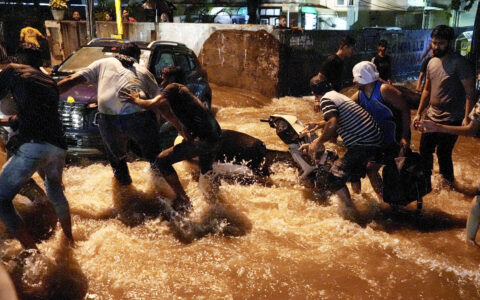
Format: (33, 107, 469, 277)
(0, 43, 72, 249)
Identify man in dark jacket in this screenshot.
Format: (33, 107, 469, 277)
(0, 43, 72, 249)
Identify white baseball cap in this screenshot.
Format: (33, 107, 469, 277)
(352, 61, 379, 85)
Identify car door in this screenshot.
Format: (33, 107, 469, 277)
(174, 51, 211, 109)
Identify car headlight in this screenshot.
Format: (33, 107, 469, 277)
(59, 102, 86, 129)
(70, 110, 84, 129)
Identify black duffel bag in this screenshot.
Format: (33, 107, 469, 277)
(382, 148, 431, 209)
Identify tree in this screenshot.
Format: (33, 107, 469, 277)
(451, 0, 476, 11)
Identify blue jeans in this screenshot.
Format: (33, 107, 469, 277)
(0, 142, 68, 233)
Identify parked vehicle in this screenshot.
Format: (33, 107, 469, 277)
(50, 38, 212, 156)
(455, 30, 473, 56)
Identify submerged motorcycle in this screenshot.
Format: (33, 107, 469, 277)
(261, 115, 338, 195)
(260, 114, 429, 209)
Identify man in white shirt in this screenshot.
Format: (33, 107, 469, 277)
(58, 43, 161, 185)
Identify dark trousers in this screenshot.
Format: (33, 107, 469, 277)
(419, 120, 461, 182)
(98, 111, 160, 183)
(155, 138, 221, 176)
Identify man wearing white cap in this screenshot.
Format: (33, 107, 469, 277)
(303, 73, 383, 221)
(351, 61, 411, 196)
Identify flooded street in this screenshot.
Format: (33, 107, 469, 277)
(1, 83, 480, 299)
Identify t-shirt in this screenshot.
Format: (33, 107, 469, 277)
(420, 56, 432, 74)
(371, 54, 391, 81)
(320, 55, 344, 92)
(0, 64, 67, 149)
(20, 26, 43, 47)
(426, 52, 473, 123)
(320, 90, 383, 148)
(161, 83, 221, 141)
(78, 57, 160, 115)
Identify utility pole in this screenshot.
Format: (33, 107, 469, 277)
(83, 0, 95, 41)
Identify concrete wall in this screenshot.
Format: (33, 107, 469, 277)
(154, 23, 274, 55)
(45, 20, 89, 65)
(45, 20, 475, 98)
(95, 22, 274, 56)
(198, 30, 281, 98)
(275, 26, 474, 96)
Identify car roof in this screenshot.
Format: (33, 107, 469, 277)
(86, 38, 189, 51)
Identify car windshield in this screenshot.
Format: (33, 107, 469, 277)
(57, 47, 151, 73)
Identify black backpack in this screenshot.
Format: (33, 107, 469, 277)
(382, 149, 431, 209)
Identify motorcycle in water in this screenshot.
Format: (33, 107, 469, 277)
(261, 114, 429, 210)
(261, 114, 338, 198)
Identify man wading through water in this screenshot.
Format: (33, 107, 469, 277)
(350, 61, 411, 196)
(0, 44, 72, 249)
(58, 43, 162, 186)
(413, 25, 475, 188)
(121, 67, 222, 215)
(303, 73, 383, 221)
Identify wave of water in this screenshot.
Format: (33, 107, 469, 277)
(1, 88, 480, 299)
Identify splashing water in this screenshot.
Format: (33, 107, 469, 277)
(1, 85, 480, 299)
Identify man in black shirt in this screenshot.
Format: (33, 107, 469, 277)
(122, 81, 222, 215)
(371, 39, 392, 84)
(317, 35, 355, 96)
(0, 44, 73, 249)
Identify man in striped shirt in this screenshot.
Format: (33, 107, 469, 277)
(304, 73, 383, 219)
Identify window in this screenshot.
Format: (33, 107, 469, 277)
(259, 7, 282, 25)
(260, 8, 281, 16)
(337, 0, 345, 5)
(175, 54, 191, 73)
(187, 55, 197, 70)
(154, 52, 174, 79)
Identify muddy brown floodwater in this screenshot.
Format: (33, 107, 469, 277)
(1, 83, 480, 299)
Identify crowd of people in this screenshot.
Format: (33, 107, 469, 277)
(0, 24, 479, 258)
(308, 24, 478, 244)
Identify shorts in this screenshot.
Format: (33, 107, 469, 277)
(328, 146, 381, 191)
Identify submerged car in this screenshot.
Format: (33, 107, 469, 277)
(50, 38, 212, 156)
